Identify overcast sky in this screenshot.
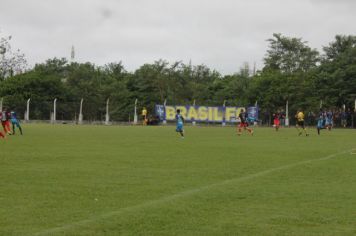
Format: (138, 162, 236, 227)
(0, 0, 355, 74)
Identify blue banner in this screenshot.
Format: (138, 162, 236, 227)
(155, 105, 258, 123)
(247, 106, 259, 122)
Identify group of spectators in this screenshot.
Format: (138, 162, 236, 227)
(305, 109, 354, 127)
(141, 107, 160, 125)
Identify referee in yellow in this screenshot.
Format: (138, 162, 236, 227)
(295, 109, 309, 136)
(142, 107, 148, 125)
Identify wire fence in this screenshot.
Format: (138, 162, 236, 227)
(1, 99, 355, 128)
(2, 100, 135, 123)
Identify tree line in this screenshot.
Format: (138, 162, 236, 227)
(0, 33, 355, 124)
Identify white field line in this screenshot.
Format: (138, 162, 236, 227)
(33, 149, 351, 236)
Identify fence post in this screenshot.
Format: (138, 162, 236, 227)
(162, 99, 167, 125)
(192, 99, 196, 126)
(133, 99, 138, 124)
(105, 98, 110, 125)
(53, 98, 57, 123)
(25, 98, 31, 121)
(285, 100, 289, 127)
(78, 98, 83, 124)
(222, 100, 226, 126)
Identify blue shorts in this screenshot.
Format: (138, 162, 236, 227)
(325, 118, 332, 126)
(176, 123, 183, 132)
(317, 119, 324, 129)
(11, 119, 20, 127)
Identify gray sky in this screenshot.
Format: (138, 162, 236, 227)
(0, 0, 355, 74)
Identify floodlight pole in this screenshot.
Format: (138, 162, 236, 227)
(78, 98, 83, 124)
(222, 100, 226, 126)
(133, 99, 138, 124)
(163, 99, 167, 125)
(25, 98, 30, 121)
(105, 98, 110, 125)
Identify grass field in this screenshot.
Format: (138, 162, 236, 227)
(0, 124, 356, 236)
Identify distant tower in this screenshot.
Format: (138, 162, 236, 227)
(189, 59, 193, 77)
(70, 45, 75, 62)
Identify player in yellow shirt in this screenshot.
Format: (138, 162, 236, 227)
(142, 107, 148, 125)
(295, 110, 309, 136)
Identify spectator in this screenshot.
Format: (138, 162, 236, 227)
(341, 110, 347, 128)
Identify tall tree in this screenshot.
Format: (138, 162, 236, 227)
(314, 35, 356, 107)
(0, 32, 27, 80)
(323, 35, 356, 61)
(264, 33, 319, 74)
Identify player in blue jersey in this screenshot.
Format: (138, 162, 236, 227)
(11, 110, 23, 135)
(316, 109, 326, 135)
(325, 110, 333, 131)
(175, 109, 184, 138)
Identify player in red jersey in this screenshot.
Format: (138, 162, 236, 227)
(0, 111, 6, 138)
(237, 108, 253, 136)
(273, 113, 280, 131)
(1, 108, 12, 135)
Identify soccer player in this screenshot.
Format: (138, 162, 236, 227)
(340, 110, 347, 128)
(11, 110, 23, 135)
(142, 107, 148, 125)
(325, 110, 333, 131)
(0, 111, 4, 138)
(1, 108, 11, 135)
(295, 109, 309, 136)
(316, 109, 326, 135)
(175, 109, 184, 138)
(237, 108, 253, 136)
(273, 112, 280, 131)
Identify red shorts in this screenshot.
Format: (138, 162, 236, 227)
(2, 121, 11, 131)
(239, 122, 248, 128)
(274, 119, 280, 126)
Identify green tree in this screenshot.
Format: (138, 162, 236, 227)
(314, 35, 356, 108)
(264, 33, 319, 74)
(0, 33, 27, 80)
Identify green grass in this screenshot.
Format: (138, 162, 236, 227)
(0, 124, 356, 236)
